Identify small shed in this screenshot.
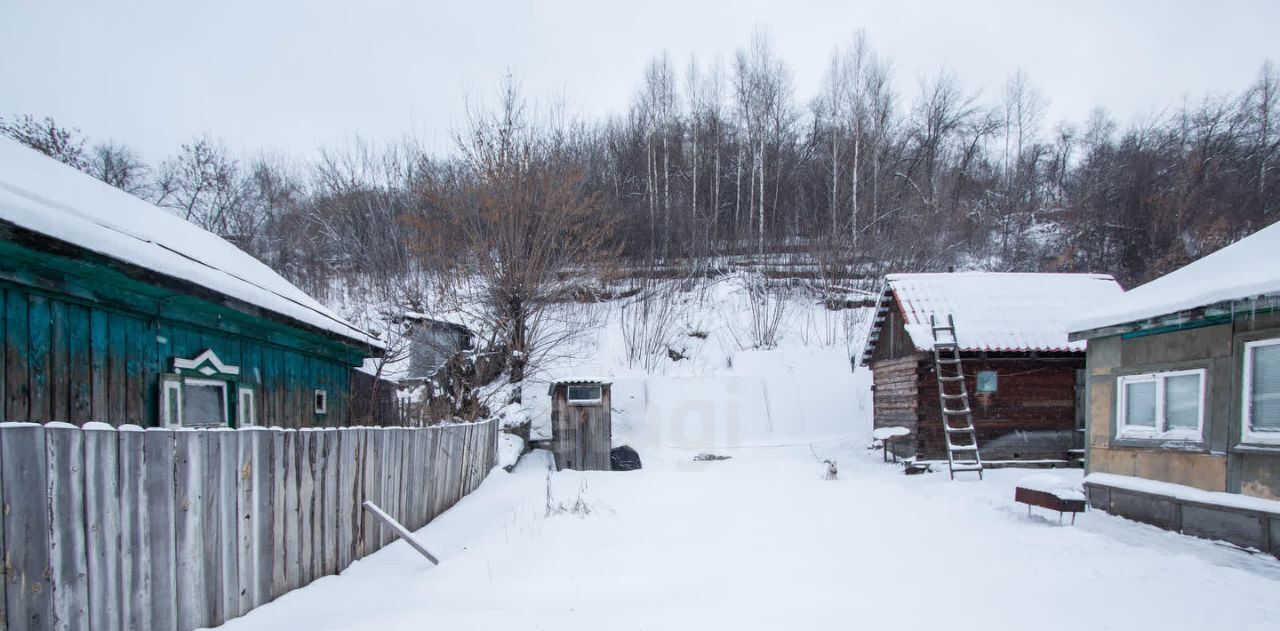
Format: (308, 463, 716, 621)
(859, 272, 1123, 463)
(548, 379, 611, 471)
(403, 313, 474, 379)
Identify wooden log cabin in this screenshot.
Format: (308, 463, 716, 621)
(859, 272, 1123, 463)
(0, 137, 384, 428)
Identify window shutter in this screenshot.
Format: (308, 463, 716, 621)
(1250, 343, 1280, 433)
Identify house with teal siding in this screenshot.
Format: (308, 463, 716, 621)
(0, 137, 384, 428)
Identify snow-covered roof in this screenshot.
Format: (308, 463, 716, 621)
(861, 272, 1123, 363)
(0, 138, 383, 350)
(1071, 221, 1280, 336)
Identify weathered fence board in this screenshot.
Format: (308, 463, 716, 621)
(173, 430, 208, 630)
(281, 430, 300, 594)
(216, 431, 239, 623)
(321, 432, 338, 577)
(269, 430, 286, 600)
(118, 428, 149, 631)
(1, 425, 51, 628)
(298, 431, 315, 586)
(142, 430, 177, 631)
(84, 425, 122, 631)
(44, 423, 88, 631)
(0, 421, 497, 631)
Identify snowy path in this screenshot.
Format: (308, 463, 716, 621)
(214, 444, 1280, 631)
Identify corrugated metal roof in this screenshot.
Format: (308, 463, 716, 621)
(860, 272, 1123, 365)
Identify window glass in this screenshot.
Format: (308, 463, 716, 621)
(1163, 373, 1201, 431)
(1251, 343, 1280, 433)
(976, 370, 998, 393)
(1124, 381, 1157, 428)
(567, 385, 602, 402)
(183, 382, 226, 426)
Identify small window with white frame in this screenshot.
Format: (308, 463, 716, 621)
(1116, 369, 1205, 440)
(314, 389, 328, 415)
(1243, 338, 1280, 445)
(238, 386, 257, 427)
(566, 384, 603, 405)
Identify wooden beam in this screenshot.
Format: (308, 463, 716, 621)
(361, 501, 439, 565)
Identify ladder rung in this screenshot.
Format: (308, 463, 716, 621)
(948, 444, 978, 452)
(936, 359, 960, 365)
(945, 425, 974, 432)
(951, 463, 984, 471)
(941, 393, 967, 399)
(943, 408, 971, 415)
(939, 375, 964, 382)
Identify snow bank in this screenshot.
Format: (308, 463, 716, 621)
(1085, 472, 1280, 514)
(1072, 221, 1280, 333)
(0, 138, 380, 348)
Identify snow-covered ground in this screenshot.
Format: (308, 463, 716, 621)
(213, 443, 1280, 631)
(228, 275, 1279, 631)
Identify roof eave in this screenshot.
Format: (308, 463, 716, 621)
(1069, 295, 1280, 342)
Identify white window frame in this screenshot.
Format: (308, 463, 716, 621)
(1116, 368, 1206, 441)
(162, 375, 184, 428)
(314, 389, 328, 415)
(182, 377, 230, 427)
(1242, 338, 1280, 445)
(566, 385, 603, 406)
(238, 386, 257, 428)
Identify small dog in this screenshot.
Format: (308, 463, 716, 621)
(823, 459, 838, 480)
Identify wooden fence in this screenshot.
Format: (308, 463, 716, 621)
(0, 419, 499, 631)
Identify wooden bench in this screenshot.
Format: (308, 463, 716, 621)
(1016, 485, 1087, 525)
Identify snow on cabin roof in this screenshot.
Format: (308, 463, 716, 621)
(860, 272, 1122, 364)
(0, 138, 383, 350)
(1071, 221, 1280, 336)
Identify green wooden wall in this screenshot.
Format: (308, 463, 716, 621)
(0, 234, 371, 428)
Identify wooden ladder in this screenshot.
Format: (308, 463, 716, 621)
(931, 315, 984, 480)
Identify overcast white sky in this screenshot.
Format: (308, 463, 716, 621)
(3, 0, 1279, 162)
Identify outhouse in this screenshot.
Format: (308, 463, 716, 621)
(548, 379, 611, 471)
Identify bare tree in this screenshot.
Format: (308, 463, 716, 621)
(1, 114, 87, 169)
(419, 76, 618, 383)
(86, 140, 150, 196)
